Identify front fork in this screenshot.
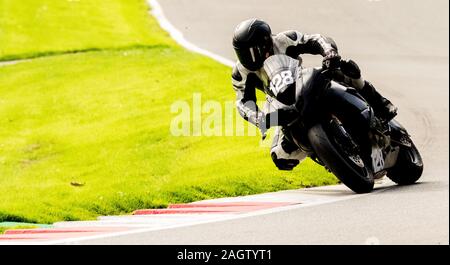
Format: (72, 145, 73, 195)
(328, 116, 366, 169)
(367, 119, 403, 174)
(330, 112, 395, 175)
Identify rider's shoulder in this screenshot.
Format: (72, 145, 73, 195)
(234, 61, 255, 75)
(275, 30, 304, 44)
(232, 62, 254, 82)
(232, 64, 243, 82)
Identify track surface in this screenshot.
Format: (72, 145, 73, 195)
(75, 0, 448, 244)
(2, 0, 446, 244)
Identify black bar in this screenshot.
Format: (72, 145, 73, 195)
(1, 245, 448, 264)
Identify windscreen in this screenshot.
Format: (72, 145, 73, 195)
(263, 54, 300, 104)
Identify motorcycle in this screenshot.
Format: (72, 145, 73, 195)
(262, 54, 423, 193)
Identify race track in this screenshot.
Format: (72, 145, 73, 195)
(5, 0, 444, 245)
(70, 0, 449, 244)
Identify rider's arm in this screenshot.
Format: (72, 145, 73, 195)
(277, 30, 338, 59)
(232, 64, 265, 128)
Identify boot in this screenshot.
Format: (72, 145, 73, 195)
(360, 81, 398, 122)
(340, 60, 397, 122)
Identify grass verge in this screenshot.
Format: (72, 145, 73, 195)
(0, 1, 338, 224)
(0, 0, 171, 61)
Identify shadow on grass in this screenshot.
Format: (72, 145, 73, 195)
(0, 211, 38, 224)
(0, 44, 171, 63)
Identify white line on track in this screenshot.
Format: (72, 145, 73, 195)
(148, 0, 235, 67)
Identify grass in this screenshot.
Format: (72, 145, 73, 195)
(0, 0, 338, 224)
(0, 0, 171, 61)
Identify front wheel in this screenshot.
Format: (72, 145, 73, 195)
(308, 123, 374, 193)
(387, 142, 423, 185)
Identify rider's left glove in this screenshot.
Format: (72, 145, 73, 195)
(256, 112, 269, 140)
(322, 50, 341, 69)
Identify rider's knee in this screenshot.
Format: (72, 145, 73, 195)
(270, 140, 306, 171)
(340, 59, 365, 89)
(340, 59, 361, 79)
(271, 152, 300, 171)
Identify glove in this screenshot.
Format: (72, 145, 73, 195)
(257, 109, 299, 140)
(256, 112, 269, 140)
(322, 50, 341, 70)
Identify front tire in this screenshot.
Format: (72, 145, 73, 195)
(308, 123, 374, 193)
(387, 142, 423, 185)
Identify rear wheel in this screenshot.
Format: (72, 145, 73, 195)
(387, 142, 423, 185)
(308, 123, 374, 193)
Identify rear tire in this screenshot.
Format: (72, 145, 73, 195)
(308, 123, 374, 193)
(387, 142, 423, 185)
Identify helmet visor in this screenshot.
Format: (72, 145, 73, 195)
(235, 36, 273, 71)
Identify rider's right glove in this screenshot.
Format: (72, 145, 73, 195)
(322, 50, 341, 70)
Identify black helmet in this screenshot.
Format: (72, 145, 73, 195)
(233, 19, 274, 71)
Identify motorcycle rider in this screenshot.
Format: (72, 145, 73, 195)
(231, 18, 398, 170)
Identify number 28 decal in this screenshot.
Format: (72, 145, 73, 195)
(269, 70, 294, 95)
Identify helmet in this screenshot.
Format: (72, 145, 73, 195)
(232, 19, 274, 71)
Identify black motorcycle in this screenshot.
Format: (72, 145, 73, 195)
(262, 55, 423, 193)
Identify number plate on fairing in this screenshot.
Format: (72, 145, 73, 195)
(371, 147, 385, 172)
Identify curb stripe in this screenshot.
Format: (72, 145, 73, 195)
(168, 202, 293, 208)
(4, 227, 128, 235)
(134, 209, 236, 215)
(134, 202, 298, 215)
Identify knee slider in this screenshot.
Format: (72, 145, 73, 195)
(271, 152, 299, 171)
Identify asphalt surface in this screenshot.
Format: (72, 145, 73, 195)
(83, 0, 448, 244)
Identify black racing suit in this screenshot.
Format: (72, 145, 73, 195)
(231, 30, 389, 170)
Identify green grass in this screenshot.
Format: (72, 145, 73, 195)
(0, 0, 171, 61)
(0, 0, 338, 224)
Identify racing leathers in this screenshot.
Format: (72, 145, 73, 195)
(231, 30, 396, 170)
